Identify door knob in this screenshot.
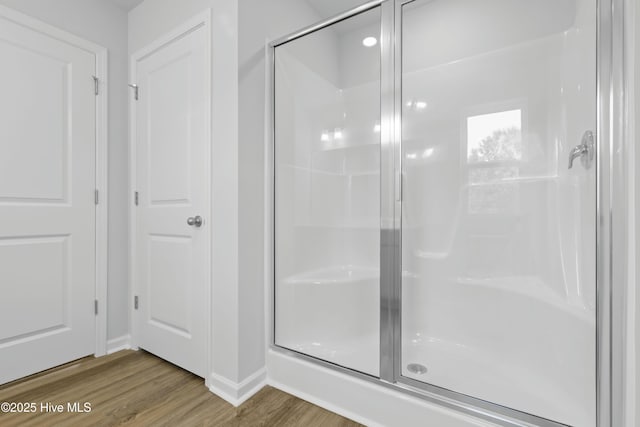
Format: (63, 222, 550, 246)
(187, 215, 203, 227)
(568, 130, 595, 169)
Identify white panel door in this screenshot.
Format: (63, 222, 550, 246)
(134, 24, 209, 377)
(0, 14, 96, 384)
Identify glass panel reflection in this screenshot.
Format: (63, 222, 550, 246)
(400, 0, 596, 425)
(274, 7, 381, 376)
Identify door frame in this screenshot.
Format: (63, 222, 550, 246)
(0, 5, 109, 358)
(266, 0, 629, 426)
(128, 10, 212, 380)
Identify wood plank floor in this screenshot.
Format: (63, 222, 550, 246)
(0, 350, 363, 427)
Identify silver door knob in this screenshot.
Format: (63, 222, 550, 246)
(187, 215, 203, 227)
(568, 130, 595, 169)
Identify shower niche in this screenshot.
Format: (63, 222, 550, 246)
(273, 1, 598, 426)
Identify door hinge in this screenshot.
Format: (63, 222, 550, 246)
(92, 75, 99, 95)
(134, 191, 139, 206)
(94, 299, 98, 315)
(95, 189, 99, 205)
(128, 83, 139, 100)
(134, 295, 139, 310)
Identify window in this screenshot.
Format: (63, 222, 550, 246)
(466, 109, 522, 214)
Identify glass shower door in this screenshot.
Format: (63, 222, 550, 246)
(398, 0, 597, 425)
(274, 7, 382, 376)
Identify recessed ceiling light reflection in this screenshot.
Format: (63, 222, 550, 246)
(333, 128, 343, 139)
(406, 100, 428, 111)
(362, 36, 377, 47)
(321, 132, 329, 142)
(374, 123, 381, 133)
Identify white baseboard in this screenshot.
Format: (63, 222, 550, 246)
(208, 367, 267, 407)
(267, 350, 499, 427)
(106, 335, 132, 354)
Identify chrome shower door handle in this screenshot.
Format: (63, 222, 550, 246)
(187, 215, 203, 227)
(568, 130, 595, 169)
(568, 145, 586, 169)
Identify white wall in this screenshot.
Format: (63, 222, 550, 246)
(0, 0, 130, 342)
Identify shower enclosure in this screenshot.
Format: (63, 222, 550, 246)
(271, 0, 614, 425)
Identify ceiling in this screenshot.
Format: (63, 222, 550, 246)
(107, 0, 370, 18)
(305, 0, 370, 20)
(109, 0, 144, 12)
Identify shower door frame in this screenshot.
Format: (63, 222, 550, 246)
(267, 0, 627, 425)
